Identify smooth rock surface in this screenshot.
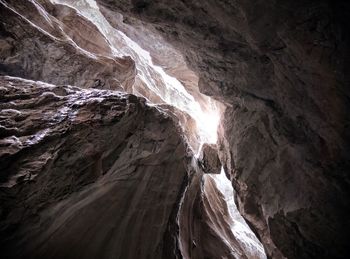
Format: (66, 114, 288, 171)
(179, 166, 266, 259)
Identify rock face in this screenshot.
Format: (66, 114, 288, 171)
(1, 2, 269, 259)
(0, 76, 264, 259)
(1, 0, 349, 258)
(0, 76, 189, 258)
(95, 1, 350, 258)
(198, 143, 221, 174)
(0, 0, 136, 90)
(179, 167, 266, 259)
(0, 0, 222, 151)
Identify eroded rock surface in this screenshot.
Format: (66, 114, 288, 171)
(0, 1, 268, 258)
(96, 1, 350, 258)
(0, 76, 189, 258)
(0, 74, 260, 259)
(2, 0, 349, 258)
(0, 0, 136, 90)
(0, 0, 223, 151)
(179, 167, 266, 259)
(198, 143, 221, 174)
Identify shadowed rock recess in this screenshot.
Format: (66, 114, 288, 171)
(0, 0, 349, 259)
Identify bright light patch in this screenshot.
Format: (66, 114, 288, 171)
(51, 0, 220, 149)
(196, 106, 220, 144)
(46, 1, 266, 258)
(209, 168, 267, 259)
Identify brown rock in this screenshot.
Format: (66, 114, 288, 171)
(96, 0, 350, 258)
(0, 0, 136, 90)
(198, 143, 221, 174)
(2, 0, 349, 258)
(0, 76, 189, 259)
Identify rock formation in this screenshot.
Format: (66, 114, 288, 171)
(94, 0, 350, 258)
(1, 0, 349, 258)
(0, 1, 266, 258)
(179, 167, 266, 259)
(0, 75, 189, 258)
(198, 143, 221, 174)
(0, 75, 264, 258)
(0, 0, 136, 90)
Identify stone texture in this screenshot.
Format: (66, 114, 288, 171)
(0, 75, 263, 259)
(0, 0, 136, 90)
(179, 168, 265, 259)
(0, 75, 189, 258)
(179, 171, 240, 259)
(0, 0, 224, 151)
(96, 1, 350, 258)
(198, 143, 221, 174)
(0, 2, 266, 258)
(1, 0, 349, 258)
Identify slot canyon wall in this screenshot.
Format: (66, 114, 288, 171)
(0, 76, 189, 258)
(0, 0, 265, 258)
(95, 0, 350, 258)
(0, 0, 349, 259)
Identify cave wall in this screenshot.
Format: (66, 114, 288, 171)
(96, 0, 350, 258)
(0, 0, 136, 90)
(0, 1, 266, 258)
(1, 0, 349, 258)
(179, 169, 266, 259)
(0, 76, 189, 259)
(0, 78, 261, 259)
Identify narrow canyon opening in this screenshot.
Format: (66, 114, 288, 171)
(0, 0, 349, 259)
(48, 0, 267, 257)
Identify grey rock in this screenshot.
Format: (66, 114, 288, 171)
(0, 0, 136, 90)
(96, 0, 350, 258)
(0, 76, 189, 258)
(198, 143, 221, 174)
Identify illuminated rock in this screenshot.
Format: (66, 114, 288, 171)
(94, 0, 350, 258)
(0, 1, 265, 258)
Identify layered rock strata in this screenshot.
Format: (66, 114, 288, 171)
(179, 167, 265, 259)
(0, 0, 136, 90)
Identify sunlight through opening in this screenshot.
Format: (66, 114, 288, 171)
(51, 0, 221, 151)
